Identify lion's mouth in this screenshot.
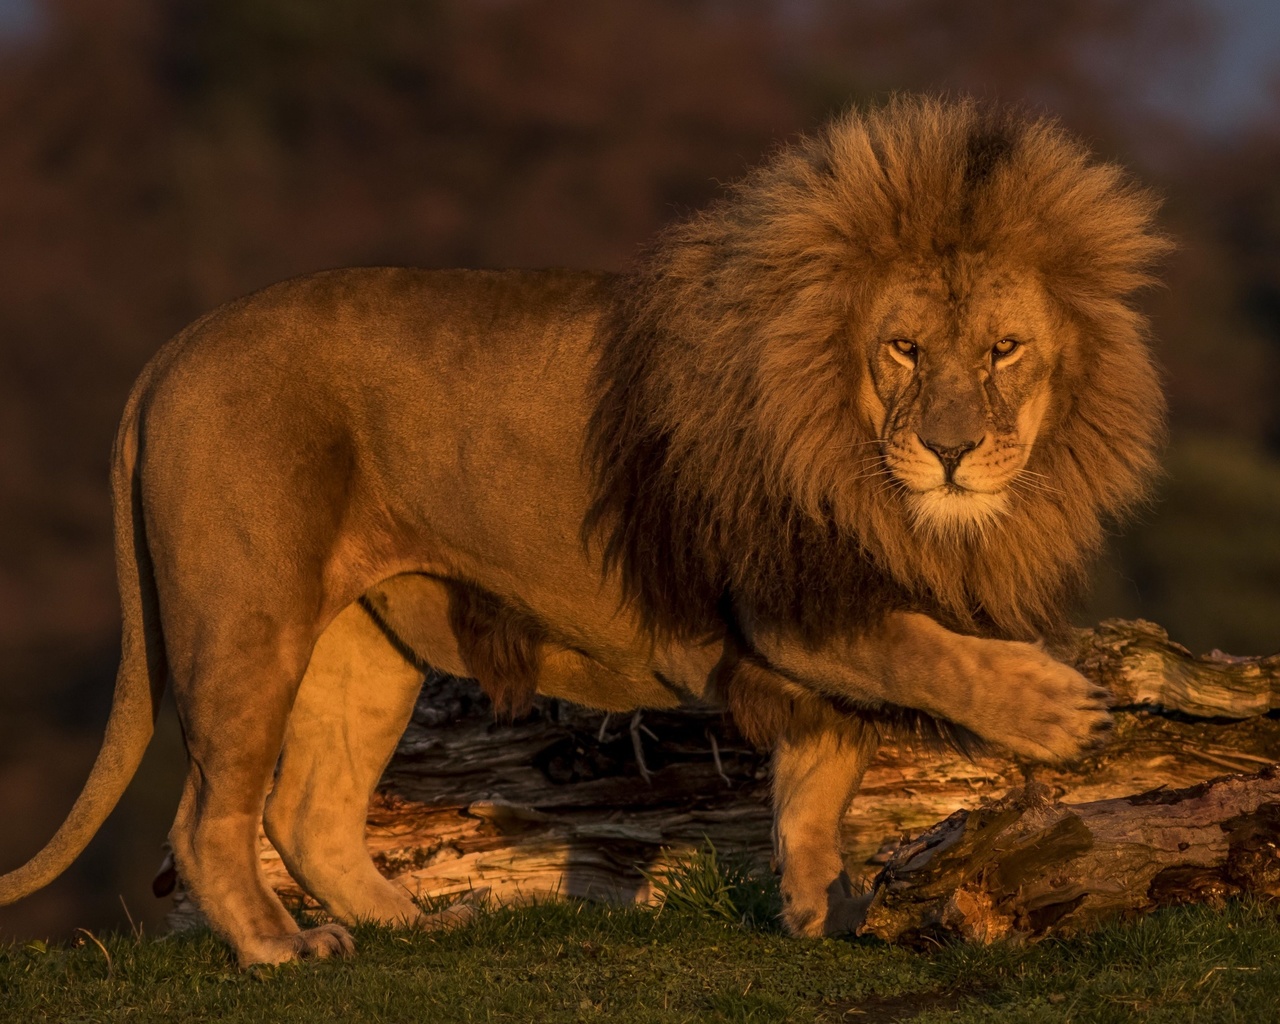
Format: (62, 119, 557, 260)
(937, 479, 1007, 497)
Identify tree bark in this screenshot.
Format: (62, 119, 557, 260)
(1068, 618, 1280, 718)
(858, 767, 1280, 945)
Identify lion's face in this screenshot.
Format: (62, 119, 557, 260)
(860, 258, 1063, 537)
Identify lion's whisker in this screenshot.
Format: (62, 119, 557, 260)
(1013, 473, 1065, 496)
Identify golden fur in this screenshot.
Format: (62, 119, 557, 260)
(588, 96, 1167, 646)
(0, 97, 1163, 963)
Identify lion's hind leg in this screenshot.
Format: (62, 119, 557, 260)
(264, 586, 476, 934)
(168, 627, 354, 966)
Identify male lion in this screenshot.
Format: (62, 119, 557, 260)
(0, 97, 1165, 965)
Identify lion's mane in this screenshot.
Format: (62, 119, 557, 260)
(586, 96, 1168, 647)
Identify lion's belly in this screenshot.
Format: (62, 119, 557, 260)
(533, 647, 687, 712)
(365, 570, 721, 713)
(419, 485, 724, 709)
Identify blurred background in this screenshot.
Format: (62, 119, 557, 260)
(1, 0, 1279, 942)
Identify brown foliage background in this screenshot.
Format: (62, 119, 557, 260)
(1, 0, 1279, 941)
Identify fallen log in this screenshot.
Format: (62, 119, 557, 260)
(1069, 619, 1280, 718)
(858, 767, 1280, 945)
(167, 619, 1280, 930)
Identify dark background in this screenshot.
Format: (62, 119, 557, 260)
(1, 0, 1279, 942)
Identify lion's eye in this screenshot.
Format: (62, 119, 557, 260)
(992, 338, 1019, 359)
(889, 339, 918, 362)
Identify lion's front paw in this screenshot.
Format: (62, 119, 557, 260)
(974, 645, 1111, 763)
(781, 871, 871, 938)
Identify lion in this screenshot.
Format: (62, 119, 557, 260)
(0, 97, 1166, 965)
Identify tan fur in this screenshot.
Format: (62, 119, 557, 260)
(0, 98, 1164, 965)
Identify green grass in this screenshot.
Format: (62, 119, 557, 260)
(2, 854, 1277, 1024)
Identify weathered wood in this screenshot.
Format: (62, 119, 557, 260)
(1069, 618, 1280, 718)
(859, 767, 1280, 945)
(169, 619, 1280, 931)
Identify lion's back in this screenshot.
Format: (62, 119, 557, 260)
(125, 266, 618, 582)
(132, 265, 614, 457)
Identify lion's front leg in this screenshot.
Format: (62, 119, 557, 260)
(875, 613, 1113, 762)
(772, 722, 879, 937)
(747, 611, 1111, 764)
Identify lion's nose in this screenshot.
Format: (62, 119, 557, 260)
(918, 436, 978, 479)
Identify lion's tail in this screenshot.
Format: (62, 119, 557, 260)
(0, 384, 166, 905)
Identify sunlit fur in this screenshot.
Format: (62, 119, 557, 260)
(587, 95, 1169, 645)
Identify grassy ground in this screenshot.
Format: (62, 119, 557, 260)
(2, 855, 1277, 1024)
